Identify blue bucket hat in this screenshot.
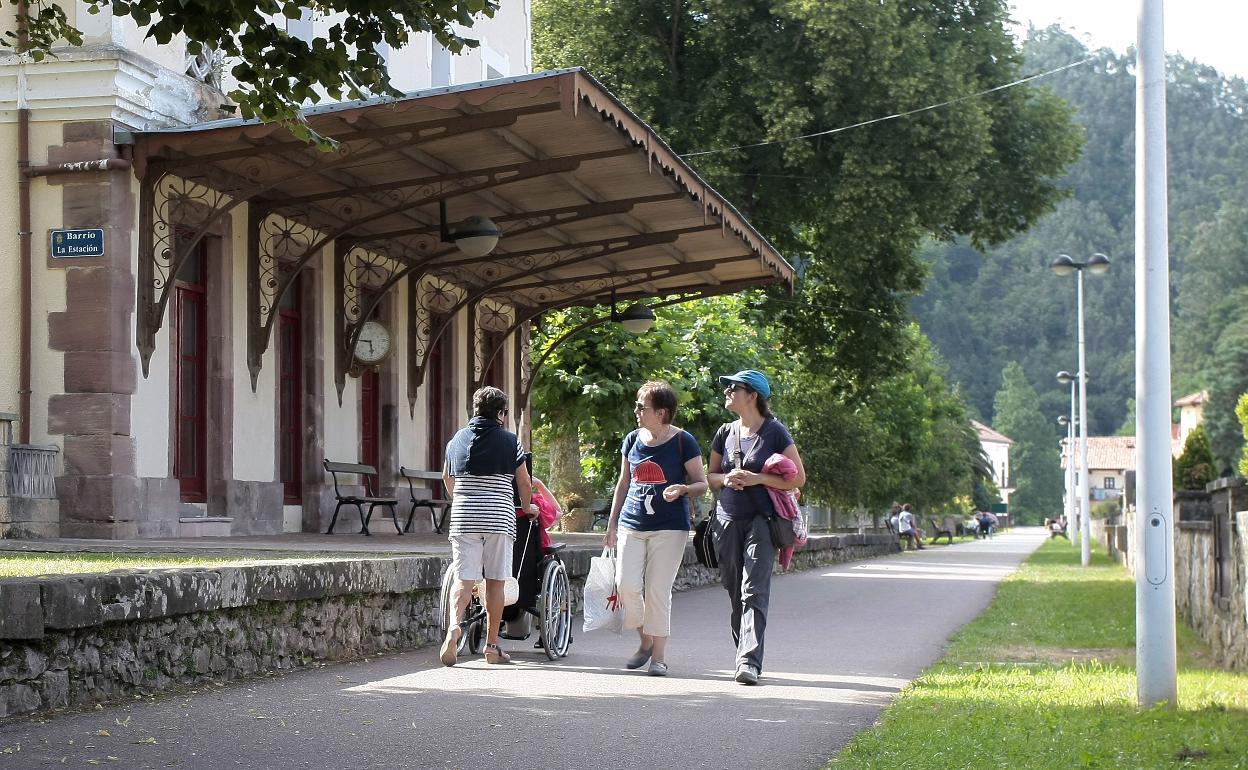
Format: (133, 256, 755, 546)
(719, 369, 771, 398)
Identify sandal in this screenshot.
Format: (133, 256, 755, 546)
(439, 626, 462, 667)
(484, 643, 513, 665)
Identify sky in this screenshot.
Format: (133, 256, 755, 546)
(1008, 0, 1248, 80)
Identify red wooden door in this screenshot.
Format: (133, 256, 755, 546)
(360, 368, 380, 476)
(278, 292, 302, 504)
(174, 247, 208, 503)
(427, 331, 447, 472)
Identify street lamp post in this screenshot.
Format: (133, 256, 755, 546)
(1051, 253, 1109, 567)
(1057, 413, 1076, 547)
(1135, 0, 1177, 707)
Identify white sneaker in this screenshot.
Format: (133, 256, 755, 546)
(734, 665, 759, 685)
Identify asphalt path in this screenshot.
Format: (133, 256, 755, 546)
(0, 528, 1046, 770)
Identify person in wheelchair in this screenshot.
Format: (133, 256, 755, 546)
(440, 455, 574, 661)
(501, 456, 560, 645)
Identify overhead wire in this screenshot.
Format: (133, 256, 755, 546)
(682, 57, 1096, 158)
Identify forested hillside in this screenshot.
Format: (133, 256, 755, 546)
(914, 27, 1248, 467)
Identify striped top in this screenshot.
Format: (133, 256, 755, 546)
(447, 442, 525, 538)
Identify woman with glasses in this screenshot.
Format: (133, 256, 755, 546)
(604, 380, 707, 676)
(708, 369, 806, 685)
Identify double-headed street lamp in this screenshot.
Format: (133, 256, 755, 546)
(1051, 253, 1109, 567)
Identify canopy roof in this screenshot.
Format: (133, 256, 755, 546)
(131, 68, 793, 397)
(135, 67, 791, 305)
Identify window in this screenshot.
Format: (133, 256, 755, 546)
(431, 41, 453, 87)
(174, 239, 209, 503)
(481, 45, 509, 80)
(277, 278, 302, 504)
(287, 9, 313, 43)
(1104, 477, 1116, 489)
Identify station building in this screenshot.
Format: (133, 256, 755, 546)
(0, 3, 792, 539)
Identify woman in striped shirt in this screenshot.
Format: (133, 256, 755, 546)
(441, 386, 532, 666)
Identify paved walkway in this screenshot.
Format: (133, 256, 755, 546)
(0, 528, 1046, 770)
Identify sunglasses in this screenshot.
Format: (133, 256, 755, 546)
(724, 384, 750, 394)
(634, 402, 651, 412)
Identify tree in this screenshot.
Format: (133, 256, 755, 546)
(1173, 423, 1215, 491)
(534, 0, 1081, 392)
(8, 0, 498, 140)
(1204, 319, 1248, 474)
(992, 361, 1062, 523)
(1236, 393, 1248, 479)
(529, 294, 783, 502)
(787, 326, 978, 512)
(915, 28, 1248, 435)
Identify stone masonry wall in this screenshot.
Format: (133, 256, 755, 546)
(1173, 513, 1248, 672)
(0, 534, 897, 718)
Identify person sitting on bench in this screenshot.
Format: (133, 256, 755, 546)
(898, 503, 925, 551)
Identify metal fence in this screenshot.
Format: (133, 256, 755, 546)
(1, 445, 59, 499)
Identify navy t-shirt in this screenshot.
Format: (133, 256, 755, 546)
(618, 428, 702, 532)
(711, 418, 795, 521)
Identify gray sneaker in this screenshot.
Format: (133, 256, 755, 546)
(648, 660, 668, 677)
(625, 648, 653, 670)
(734, 665, 759, 685)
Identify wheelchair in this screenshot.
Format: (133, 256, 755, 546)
(438, 519, 573, 661)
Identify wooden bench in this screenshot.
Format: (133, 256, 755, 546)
(399, 467, 452, 534)
(323, 460, 400, 536)
(927, 516, 955, 545)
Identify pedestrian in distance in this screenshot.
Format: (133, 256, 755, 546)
(441, 386, 531, 667)
(604, 381, 707, 677)
(707, 369, 806, 686)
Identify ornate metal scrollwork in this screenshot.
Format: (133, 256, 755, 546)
(470, 297, 515, 392)
(407, 275, 467, 411)
(137, 169, 235, 375)
(246, 208, 320, 388)
(331, 242, 413, 402)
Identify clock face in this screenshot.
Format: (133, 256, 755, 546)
(353, 320, 392, 365)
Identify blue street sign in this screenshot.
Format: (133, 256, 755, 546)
(49, 228, 105, 258)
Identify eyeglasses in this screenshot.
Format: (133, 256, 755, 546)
(724, 384, 748, 394)
(633, 402, 651, 413)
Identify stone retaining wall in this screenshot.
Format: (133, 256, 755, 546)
(1090, 480, 1248, 672)
(0, 533, 896, 718)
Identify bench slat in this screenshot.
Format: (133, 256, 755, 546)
(325, 461, 377, 475)
(399, 468, 444, 481)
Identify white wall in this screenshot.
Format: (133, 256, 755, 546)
(230, 209, 277, 482)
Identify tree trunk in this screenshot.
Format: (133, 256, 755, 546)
(548, 430, 588, 508)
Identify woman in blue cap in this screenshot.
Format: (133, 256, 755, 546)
(707, 369, 806, 685)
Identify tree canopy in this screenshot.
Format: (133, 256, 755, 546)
(8, 0, 497, 138)
(915, 27, 1248, 451)
(535, 0, 1081, 392)
(992, 361, 1062, 523)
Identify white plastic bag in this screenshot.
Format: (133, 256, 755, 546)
(582, 548, 622, 634)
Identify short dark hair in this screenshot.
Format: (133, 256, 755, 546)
(638, 381, 677, 424)
(473, 386, 508, 418)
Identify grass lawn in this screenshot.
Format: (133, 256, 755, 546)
(829, 538, 1248, 769)
(0, 551, 401, 579)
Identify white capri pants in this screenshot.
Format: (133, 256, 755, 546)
(615, 528, 688, 638)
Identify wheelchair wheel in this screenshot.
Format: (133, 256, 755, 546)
(439, 565, 484, 655)
(538, 557, 572, 660)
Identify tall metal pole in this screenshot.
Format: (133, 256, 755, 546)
(1068, 388, 1078, 548)
(1136, 0, 1177, 708)
(1076, 272, 1092, 567)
